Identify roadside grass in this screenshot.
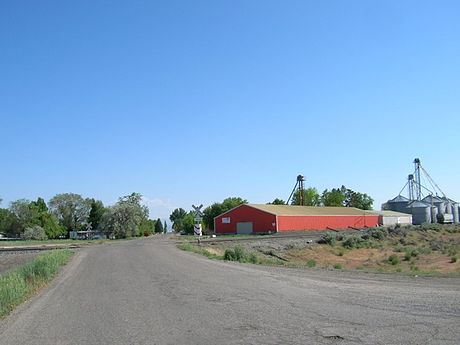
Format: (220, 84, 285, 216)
(179, 225, 460, 276)
(178, 243, 285, 266)
(178, 242, 220, 259)
(0, 250, 73, 317)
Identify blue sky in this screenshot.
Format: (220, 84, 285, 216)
(1, 1, 459, 220)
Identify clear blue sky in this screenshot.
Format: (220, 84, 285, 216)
(1, 1, 459, 220)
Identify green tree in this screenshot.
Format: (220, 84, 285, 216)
(291, 188, 321, 206)
(88, 199, 106, 230)
(180, 212, 197, 235)
(169, 208, 187, 232)
(342, 187, 374, 210)
(203, 197, 247, 231)
(163, 220, 167, 233)
(139, 219, 156, 236)
(154, 218, 164, 233)
(100, 192, 149, 239)
(10, 199, 40, 228)
(0, 208, 22, 237)
(48, 193, 91, 232)
(321, 186, 374, 210)
(322, 188, 346, 207)
(8, 198, 64, 239)
(268, 198, 286, 205)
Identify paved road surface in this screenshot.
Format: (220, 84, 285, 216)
(0, 236, 459, 345)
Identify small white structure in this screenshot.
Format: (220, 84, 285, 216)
(376, 210, 413, 226)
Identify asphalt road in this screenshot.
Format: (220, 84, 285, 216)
(0, 236, 459, 345)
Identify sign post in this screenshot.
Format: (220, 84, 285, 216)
(192, 204, 203, 243)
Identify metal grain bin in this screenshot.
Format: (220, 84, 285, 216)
(422, 195, 445, 215)
(408, 201, 431, 225)
(386, 195, 410, 213)
(453, 203, 459, 224)
(431, 206, 438, 224)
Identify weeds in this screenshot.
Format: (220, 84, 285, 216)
(388, 255, 400, 266)
(0, 250, 73, 317)
(306, 259, 316, 268)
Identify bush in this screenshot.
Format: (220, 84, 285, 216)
(319, 232, 337, 246)
(450, 256, 457, 263)
(342, 234, 382, 250)
(342, 235, 362, 249)
(404, 247, 419, 261)
(367, 227, 388, 240)
(388, 255, 400, 265)
(306, 259, 316, 268)
(223, 246, 248, 262)
(21, 225, 48, 241)
(333, 263, 342, 269)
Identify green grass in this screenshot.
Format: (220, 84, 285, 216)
(0, 249, 73, 317)
(178, 242, 220, 259)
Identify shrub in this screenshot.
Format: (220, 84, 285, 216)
(367, 227, 388, 240)
(404, 247, 419, 261)
(21, 226, 48, 241)
(388, 255, 400, 265)
(306, 259, 316, 268)
(341, 235, 381, 249)
(319, 232, 337, 246)
(333, 263, 342, 269)
(342, 235, 362, 249)
(247, 252, 259, 264)
(223, 246, 249, 262)
(450, 256, 457, 263)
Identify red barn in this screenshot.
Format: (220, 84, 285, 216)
(214, 204, 379, 234)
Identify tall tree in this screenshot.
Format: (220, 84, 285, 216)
(154, 218, 164, 233)
(291, 188, 321, 206)
(203, 197, 247, 231)
(322, 188, 346, 207)
(100, 193, 149, 239)
(88, 199, 106, 230)
(169, 208, 187, 232)
(0, 208, 22, 237)
(163, 220, 167, 233)
(7, 198, 64, 238)
(48, 193, 91, 232)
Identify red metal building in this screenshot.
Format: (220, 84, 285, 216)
(214, 204, 379, 234)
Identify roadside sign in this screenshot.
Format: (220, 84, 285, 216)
(194, 223, 202, 236)
(192, 204, 203, 217)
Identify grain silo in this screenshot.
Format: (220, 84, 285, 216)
(408, 201, 431, 225)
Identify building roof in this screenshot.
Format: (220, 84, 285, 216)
(373, 210, 412, 217)
(245, 204, 379, 216)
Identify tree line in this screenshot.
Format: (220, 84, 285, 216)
(0, 193, 166, 240)
(169, 186, 373, 234)
(271, 185, 373, 210)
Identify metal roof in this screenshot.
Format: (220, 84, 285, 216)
(246, 204, 378, 216)
(373, 210, 412, 217)
(388, 195, 410, 202)
(422, 195, 444, 203)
